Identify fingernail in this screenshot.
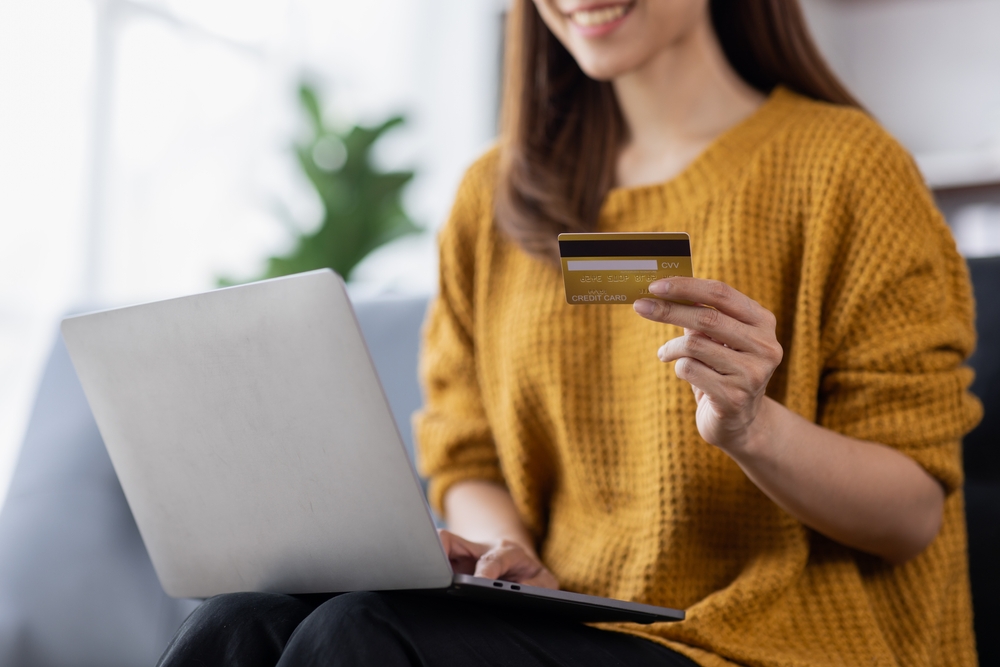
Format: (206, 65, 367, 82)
(649, 280, 669, 295)
(634, 299, 654, 316)
(657, 344, 668, 361)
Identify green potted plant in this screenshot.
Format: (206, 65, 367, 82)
(225, 83, 420, 285)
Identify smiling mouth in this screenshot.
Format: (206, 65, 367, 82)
(568, 2, 635, 28)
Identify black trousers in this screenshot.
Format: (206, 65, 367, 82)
(157, 591, 699, 667)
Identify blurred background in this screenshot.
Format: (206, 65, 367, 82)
(1, 0, 999, 506)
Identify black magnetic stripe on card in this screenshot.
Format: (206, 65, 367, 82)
(558, 239, 691, 258)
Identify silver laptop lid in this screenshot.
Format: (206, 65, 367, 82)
(61, 270, 453, 598)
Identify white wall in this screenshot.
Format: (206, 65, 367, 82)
(97, 0, 505, 305)
(800, 0, 1000, 189)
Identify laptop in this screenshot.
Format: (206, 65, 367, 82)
(61, 269, 684, 625)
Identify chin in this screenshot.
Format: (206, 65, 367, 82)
(573, 50, 643, 81)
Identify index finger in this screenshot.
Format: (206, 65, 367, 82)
(474, 542, 536, 582)
(438, 529, 489, 560)
(438, 530, 492, 576)
(648, 277, 764, 326)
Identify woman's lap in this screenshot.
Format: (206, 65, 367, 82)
(158, 590, 697, 667)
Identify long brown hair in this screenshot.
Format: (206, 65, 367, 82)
(496, 0, 861, 262)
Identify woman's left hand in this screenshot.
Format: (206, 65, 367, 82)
(633, 277, 783, 454)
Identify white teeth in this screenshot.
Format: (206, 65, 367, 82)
(570, 4, 629, 28)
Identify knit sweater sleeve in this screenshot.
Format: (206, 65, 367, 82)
(413, 155, 505, 515)
(815, 124, 982, 494)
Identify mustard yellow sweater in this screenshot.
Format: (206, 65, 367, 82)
(414, 88, 983, 667)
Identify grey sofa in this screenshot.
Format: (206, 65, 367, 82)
(964, 256, 1000, 665)
(1, 262, 998, 666)
(0, 295, 430, 667)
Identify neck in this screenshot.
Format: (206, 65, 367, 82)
(612, 15, 765, 188)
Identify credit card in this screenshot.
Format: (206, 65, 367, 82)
(558, 232, 692, 305)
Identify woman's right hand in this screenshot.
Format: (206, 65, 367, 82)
(438, 529, 559, 590)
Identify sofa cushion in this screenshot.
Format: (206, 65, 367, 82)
(965, 257, 1000, 482)
(352, 296, 429, 465)
(0, 334, 199, 667)
(964, 256, 1000, 665)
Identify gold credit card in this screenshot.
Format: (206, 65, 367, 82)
(559, 232, 692, 305)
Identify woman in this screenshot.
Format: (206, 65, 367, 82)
(160, 1, 982, 665)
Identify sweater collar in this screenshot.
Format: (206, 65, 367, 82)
(599, 86, 804, 224)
